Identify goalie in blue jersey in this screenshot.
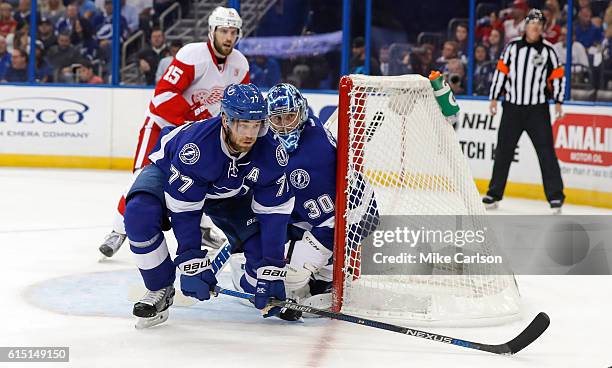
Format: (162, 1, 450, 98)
(123, 83, 295, 328)
(230, 83, 379, 316)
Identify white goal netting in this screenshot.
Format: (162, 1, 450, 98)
(326, 74, 521, 325)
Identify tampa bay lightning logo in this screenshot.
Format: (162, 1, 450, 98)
(290, 169, 310, 189)
(179, 143, 200, 165)
(276, 145, 289, 167)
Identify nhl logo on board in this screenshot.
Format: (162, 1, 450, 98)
(179, 143, 200, 165)
(290, 169, 310, 189)
(276, 145, 289, 167)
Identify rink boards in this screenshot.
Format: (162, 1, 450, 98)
(0, 84, 609, 208)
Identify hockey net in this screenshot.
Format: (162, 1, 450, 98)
(326, 74, 521, 325)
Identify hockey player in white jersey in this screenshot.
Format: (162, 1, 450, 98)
(124, 84, 295, 328)
(99, 6, 249, 258)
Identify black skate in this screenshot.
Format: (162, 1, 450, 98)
(133, 285, 175, 329)
(482, 195, 499, 210)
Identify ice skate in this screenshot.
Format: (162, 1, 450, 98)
(550, 200, 563, 215)
(133, 285, 175, 329)
(99, 231, 127, 258)
(482, 195, 499, 210)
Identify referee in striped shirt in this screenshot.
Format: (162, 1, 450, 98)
(483, 8, 566, 214)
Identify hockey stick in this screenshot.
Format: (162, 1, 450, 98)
(213, 285, 550, 355)
(128, 242, 233, 307)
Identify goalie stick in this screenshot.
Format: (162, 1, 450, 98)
(213, 285, 550, 355)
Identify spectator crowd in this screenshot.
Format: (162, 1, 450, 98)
(1, 0, 611, 101)
(350, 0, 612, 100)
(0, 0, 186, 84)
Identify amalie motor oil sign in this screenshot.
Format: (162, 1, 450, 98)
(553, 113, 612, 167)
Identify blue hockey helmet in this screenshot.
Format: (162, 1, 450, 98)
(221, 83, 269, 137)
(266, 83, 308, 152)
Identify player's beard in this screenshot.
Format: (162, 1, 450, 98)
(213, 37, 234, 57)
(223, 125, 253, 153)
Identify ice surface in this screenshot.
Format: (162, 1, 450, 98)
(1, 168, 611, 367)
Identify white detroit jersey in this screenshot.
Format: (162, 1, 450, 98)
(147, 41, 250, 127)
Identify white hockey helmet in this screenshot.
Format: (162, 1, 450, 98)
(208, 6, 243, 43)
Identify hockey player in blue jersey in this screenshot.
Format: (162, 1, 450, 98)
(123, 83, 295, 328)
(265, 84, 337, 300)
(230, 83, 379, 315)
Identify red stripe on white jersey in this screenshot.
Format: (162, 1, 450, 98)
(133, 118, 162, 171)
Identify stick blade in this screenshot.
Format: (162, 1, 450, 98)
(502, 312, 550, 355)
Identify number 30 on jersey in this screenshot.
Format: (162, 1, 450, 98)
(304, 194, 334, 219)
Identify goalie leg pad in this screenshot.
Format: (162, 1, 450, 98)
(229, 252, 247, 292)
(283, 231, 333, 297)
(285, 264, 311, 298)
(288, 231, 333, 274)
(313, 263, 333, 283)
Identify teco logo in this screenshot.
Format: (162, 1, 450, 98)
(0, 97, 89, 125)
(553, 113, 612, 167)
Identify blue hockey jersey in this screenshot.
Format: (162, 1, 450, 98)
(148, 116, 294, 262)
(283, 115, 337, 250)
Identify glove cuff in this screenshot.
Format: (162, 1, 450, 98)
(257, 265, 287, 281)
(174, 249, 212, 276)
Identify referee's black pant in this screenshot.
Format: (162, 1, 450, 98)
(487, 102, 565, 203)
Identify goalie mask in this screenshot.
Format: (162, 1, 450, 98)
(266, 83, 309, 153)
(208, 6, 243, 44)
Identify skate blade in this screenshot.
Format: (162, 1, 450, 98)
(135, 309, 169, 329)
(484, 202, 499, 210)
(551, 207, 562, 215)
(98, 255, 109, 262)
(98, 253, 113, 262)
